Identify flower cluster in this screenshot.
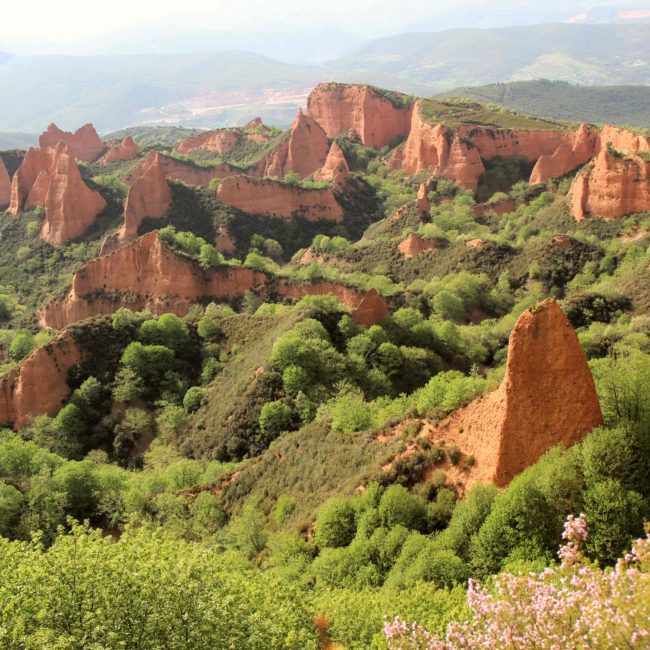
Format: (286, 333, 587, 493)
(384, 515, 650, 649)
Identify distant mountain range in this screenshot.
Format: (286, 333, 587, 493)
(1, 22, 650, 135)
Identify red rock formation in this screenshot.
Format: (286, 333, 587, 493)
(39, 232, 368, 328)
(276, 280, 363, 308)
(307, 83, 413, 148)
(352, 289, 389, 328)
(100, 136, 140, 164)
(425, 300, 603, 487)
(175, 129, 241, 155)
(0, 332, 82, 429)
(39, 232, 270, 328)
(398, 233, 438, 258)
(0, 156, 12, 207)
(570, 148, 650, 220)
(216, 176, 343, 222)
(530, 124, 599, 184)
(391, 100, 569, 191)
(10, 143, 106, 244)
(39, 123, 106, 162)
(118, 153, 171, 243)
(255, 108, 330, 179)
(9, 147, 54, 214)
(215, 225, 236, 255)
(416, 183, 430, 214)
(599, 124, 650, 155)
(472, 198, 517, 218)
(314, 141, 350, 185)
(129, 151, 236, 187)
(42, 143, 107, 245)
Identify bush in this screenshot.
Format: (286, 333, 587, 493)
(315, 497, 357, 549)
(259, 401, 293, 437)
(183, 386, 205, 412)
(378, 485, 427, 532)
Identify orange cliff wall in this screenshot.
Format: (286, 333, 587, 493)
(39, 232, 270, 329)
(314, 141, 350, 185)
(570, 148, 650, 220)
(307, 83, 412, 148)
(39, 123, 106, 162)
(0, 332, 82, 430)
(129, 151, 237, 187)
(9, 143, 107, 245)
(424, 300, 602, 487)
(391, 100, 570, 191)
(216, 176, 344, 222)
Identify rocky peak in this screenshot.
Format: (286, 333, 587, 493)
(314, 141, 350, 185)
(398, 233, 438, 259)
(425, 300, 603, 487)
(118, 152, 171, 244)
(307, 83, 412, 148)
(100, 136, 140, 164)
(39, 122, 106, 162)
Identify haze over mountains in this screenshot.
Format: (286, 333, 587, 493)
(2, 6, 650, 139)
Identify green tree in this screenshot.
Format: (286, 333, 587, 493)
(259, 401, 293, 437)
(9, 330, 35, 360)
(315, 497, 357, 549)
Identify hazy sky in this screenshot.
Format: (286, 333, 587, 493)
(1, 0, 647, 52)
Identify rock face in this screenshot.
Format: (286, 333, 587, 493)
(39, 232, 367, 328)
(216, 176, 343, 222)
(416, 183, 430, 214)
(129, 151, 236, 187)
(255, 109, 330, 179)
(0, 332, 82, 430)
(570, 148, 650, 220)
(39, 123, 106, 162)
(176, 129, 241, 155)
(118, 153, 171, 243)
(10, 143, 107, 245)
(39, 232, 270, 328)
(314, 141, 350, 185)
(0, 156, 10, 207)
(530, 124, 599, 184)
(391, 101, 569, 191)
(599, 124, 650, 154)
(352, 289, 389, 328)
(307, 83, 413, 148)
(427, 300, 603, 487)
(100, 136, 140, 164)
(398, 233, 438, 258)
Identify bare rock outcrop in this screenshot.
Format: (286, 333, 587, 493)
(398, 233, 438, 258)
(391, 100, 569, 191)
(216, 175, 343, 222)
(307, 83, 413, 148)
(39, 232, 369, 328)
(351, 289, 389, 328)
(0, 156, 10, 207)
(314, 141, 350, 185)
(129, 151, 236, 187)
(10, 143, 107, 245)
(39, 123, 106, 162)
(599, 124, 650, 155)
(175, 129, 240, 155)
(530, 124, 599, 184)
(39, 232, 270, 328)
(425, 300, 603, 486)
(118, 152, 171, 243)
(0, 332, 82, 430)
(416, 183, 430, 214)
(100, 136, 140, 164)
(570, 148, 650, 220)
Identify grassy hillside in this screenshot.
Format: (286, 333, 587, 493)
(104, 125, 204, 147)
